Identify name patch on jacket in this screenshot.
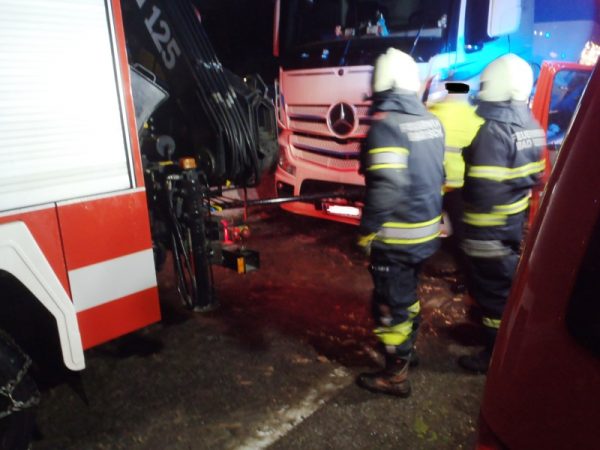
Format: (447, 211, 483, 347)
(399, 119, 443, 142)
(514, 129, 546, 151)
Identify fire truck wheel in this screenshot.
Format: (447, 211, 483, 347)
(0, 331, 39, 450)
(0, 410, 36, 450)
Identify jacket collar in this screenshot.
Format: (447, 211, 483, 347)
(369, 89, 427, 116)
(475, 101, 531, 126)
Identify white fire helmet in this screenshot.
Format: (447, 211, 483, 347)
(372, 48, 420, 94)
(478, 53, 534, 102)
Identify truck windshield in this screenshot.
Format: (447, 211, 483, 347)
(279, 0, 454, 69)
(546, 69, 593, 157)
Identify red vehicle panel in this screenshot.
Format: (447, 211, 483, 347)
(478, 62, 600, 449)
(529, 61, 594, 227)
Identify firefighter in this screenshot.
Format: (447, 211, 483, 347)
(459, 53, 545, 373)
(429, 82, 484, 249)
(356, 48, 445, 397)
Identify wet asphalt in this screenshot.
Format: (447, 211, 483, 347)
(33, 204, 487, 450)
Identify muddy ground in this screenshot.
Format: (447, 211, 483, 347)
(33, 204, 488, 450)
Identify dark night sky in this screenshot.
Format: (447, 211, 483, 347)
(192, 0, 600, 84)
(193, 0, 278, 83)
(534, 0, 599, 22)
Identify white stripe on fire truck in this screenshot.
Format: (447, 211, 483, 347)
(57, 186, 146, 206)
(69, 248, 157, 313)
(0, 202, 55, 218)
(0, 187, 146, 218)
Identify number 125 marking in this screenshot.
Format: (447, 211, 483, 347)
(136, 1, 181, 70)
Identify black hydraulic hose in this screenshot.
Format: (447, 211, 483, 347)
(164, 2, 238, 171)
(167, 0, 261, 184)
(166, 179, 198, 307)
(175, 3, 250, 164)
(167, 1, 240, 159)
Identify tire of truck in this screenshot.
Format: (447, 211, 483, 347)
(0, 330, 39, 450)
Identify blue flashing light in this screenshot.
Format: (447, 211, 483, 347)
(321, 49, 329, 60)
(561, 52, 566, 59)
(301, 52, 309, 59)
(545, 32, 551, 39)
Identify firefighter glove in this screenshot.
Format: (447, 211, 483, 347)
(357, 232, 377, 256)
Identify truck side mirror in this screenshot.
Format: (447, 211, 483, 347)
(488, 0, 521, 37)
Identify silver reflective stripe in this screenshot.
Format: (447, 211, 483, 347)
(445, 146, 462, 154)
(378, 220, 441, 241)
(461, 239, 511, 258)
(445, 179, 464, 188)
(367, 151, 408, 167)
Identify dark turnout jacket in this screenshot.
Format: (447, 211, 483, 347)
(462, 101, 545, 241)
(359, 90, 445, 264)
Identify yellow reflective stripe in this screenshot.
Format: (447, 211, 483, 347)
(483, 317, 501, 329)
(374, 321, 413, 346)
(366, 163, 407, 171)
(464, 212, 507, 227)
(465, 196, 531, 227)
(467, 161, 545, 182)
(383, 215, 442, 229)
(378, 232, 441, 245)
(492, 195, 530, 215)
(375, 301, 421, 345)
(407, 301, 420, 318)
(368, 147, 409, 155)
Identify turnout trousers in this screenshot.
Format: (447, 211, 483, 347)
(369, 251, 423, 358)
(462, 236, 521, 342)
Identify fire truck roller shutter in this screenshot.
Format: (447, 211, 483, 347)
(0, 0, 135, 211)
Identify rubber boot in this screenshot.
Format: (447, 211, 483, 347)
(409, 349, 419, 367)
(458, 326, 496, 374)
(356, 354, 411, 397)
(458, 348, 491, 373)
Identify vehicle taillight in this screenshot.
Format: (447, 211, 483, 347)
(475, 413, 508, 450)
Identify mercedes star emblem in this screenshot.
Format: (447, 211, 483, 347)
(327, 102, 356, 137)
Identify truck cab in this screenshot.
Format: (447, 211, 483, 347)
(476, 60, 600, 449)
(273, 0, 532, 223)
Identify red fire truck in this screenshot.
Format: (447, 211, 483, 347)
(0, 1, 157, 446)
(0, 0, 277, 448)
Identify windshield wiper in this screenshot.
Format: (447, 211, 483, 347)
(339, 38, 352, 66)
(409, 25, 423, 56)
